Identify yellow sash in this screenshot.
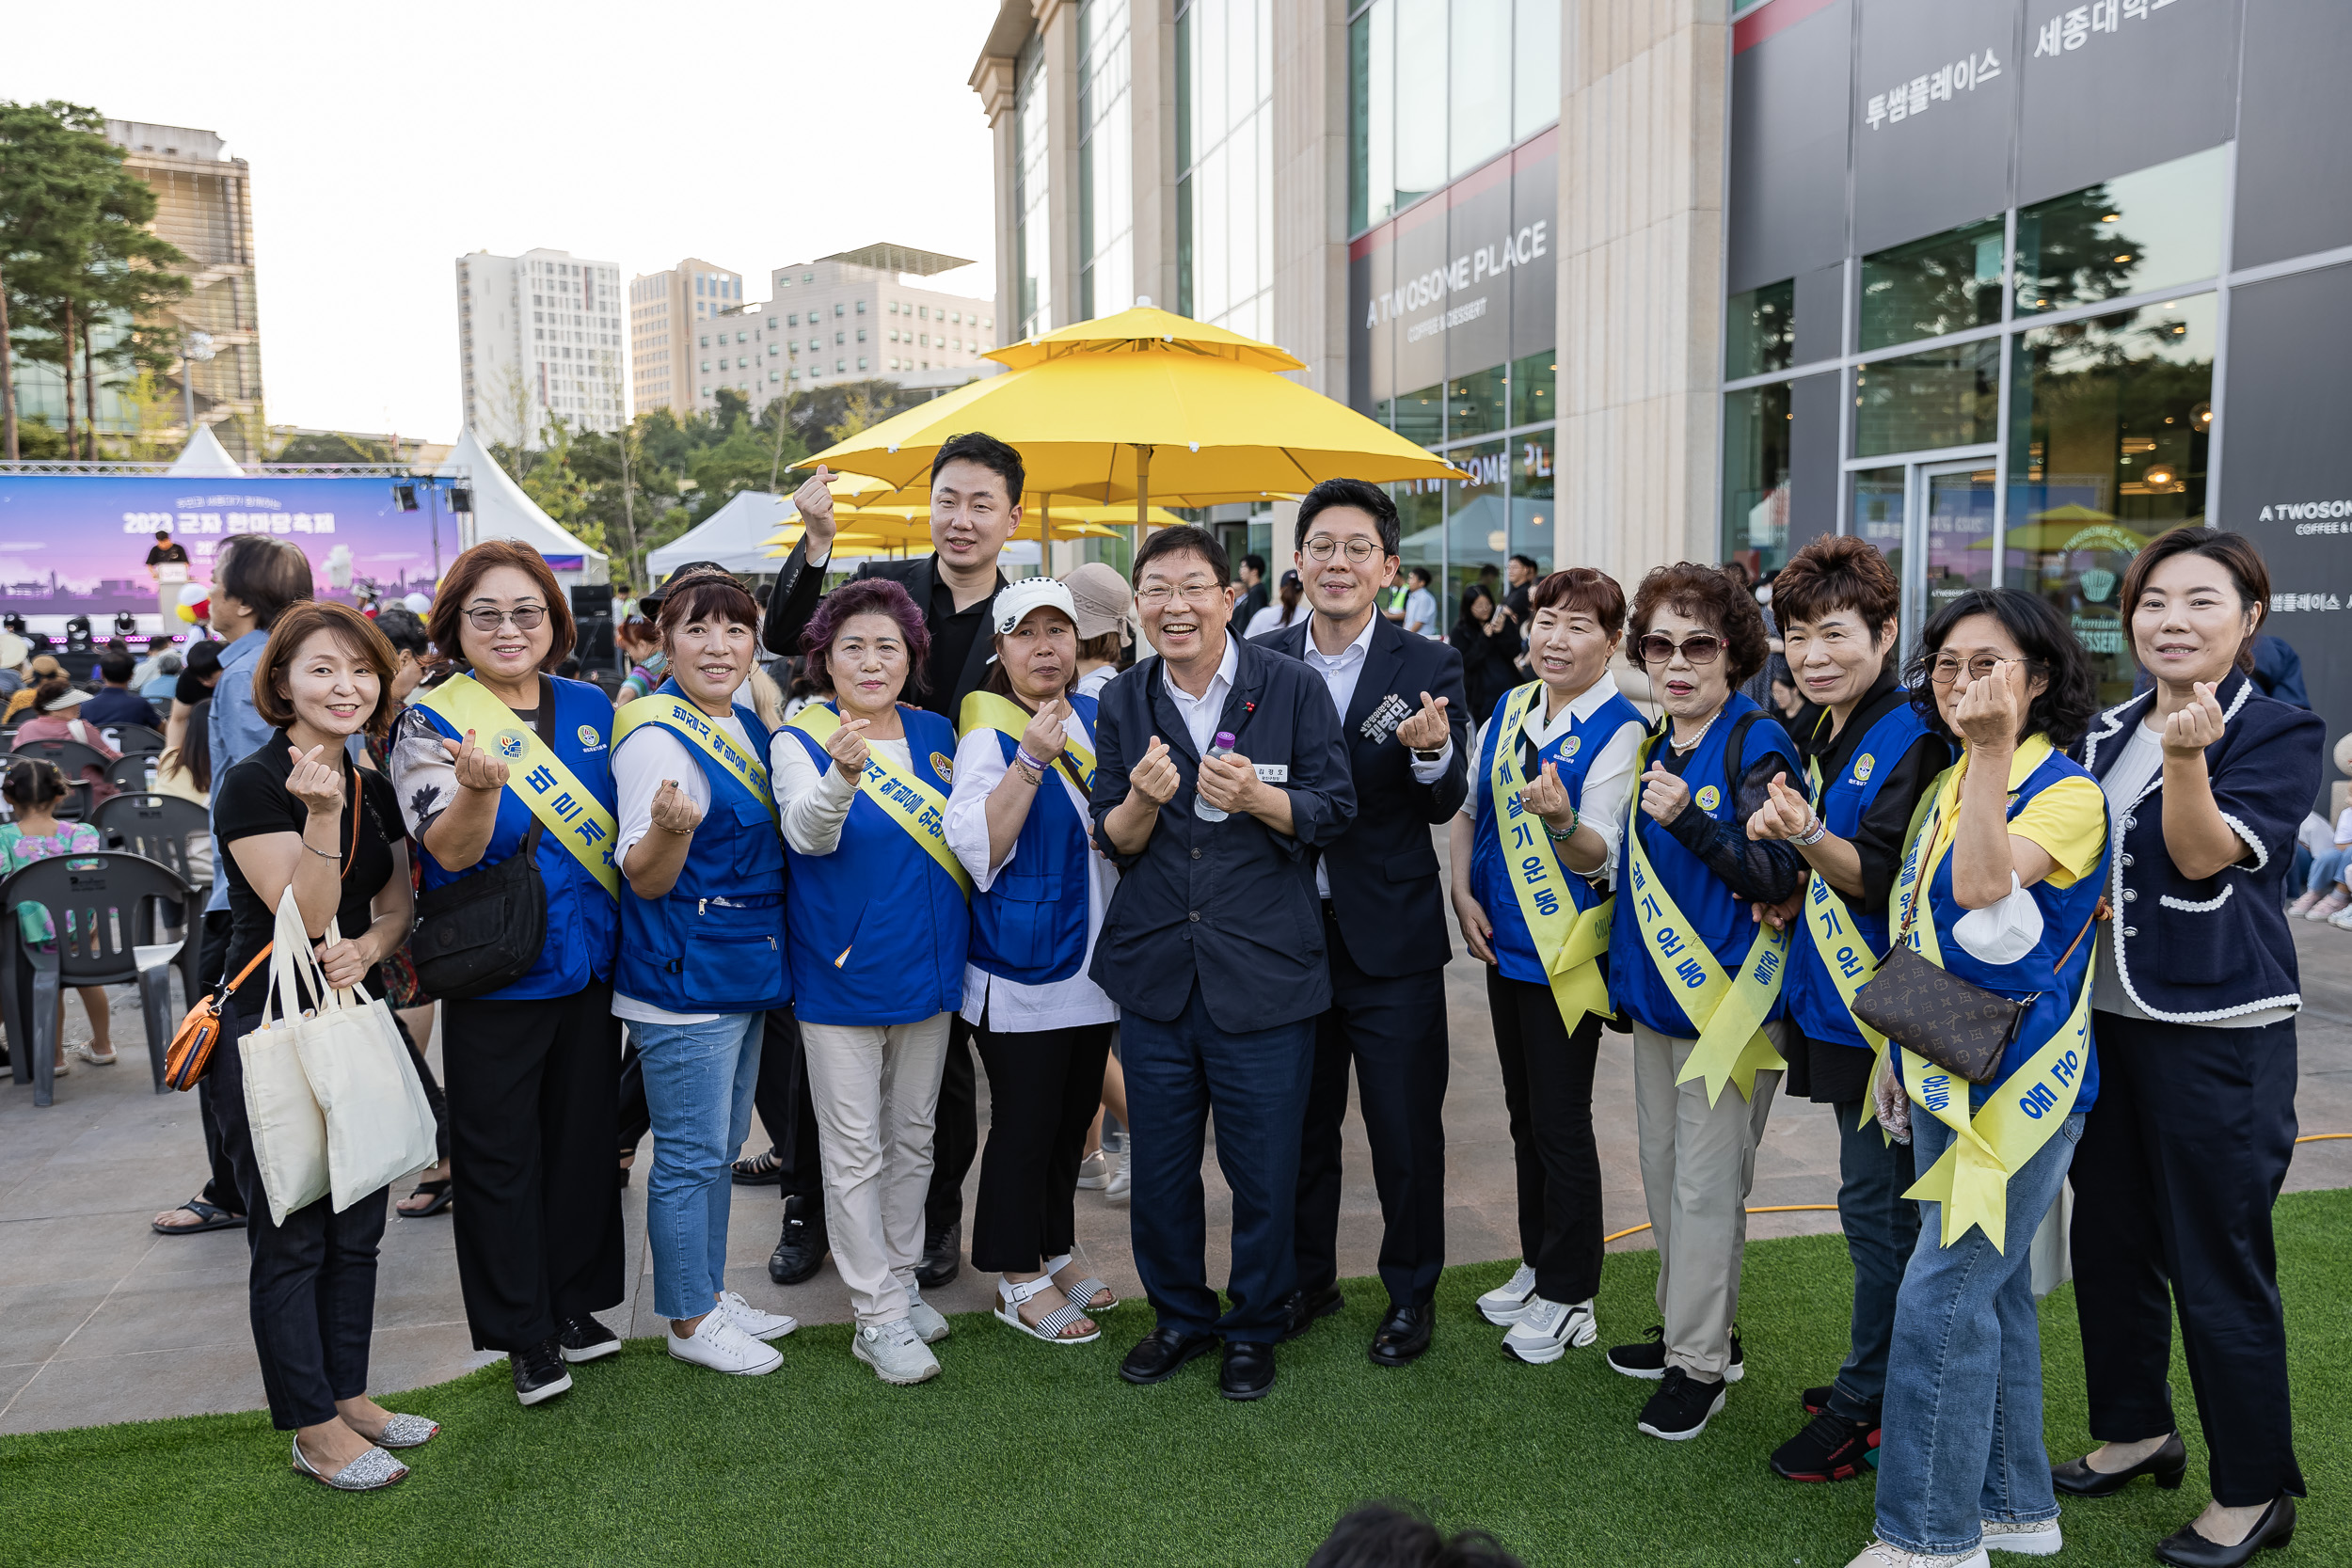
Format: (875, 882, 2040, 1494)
(957, 689, 1099, 796)
(787, 705, 972, 898)
(1889, 739, 2092, 1252)
(1796, 757, 1896, 1132)
(613, 692, 776, 821)
(1486, 681, 1613, 1029)
(1625, 730, 1789, 1105)
(417, 673, 620, 899)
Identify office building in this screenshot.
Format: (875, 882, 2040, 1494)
(744, 244, 997, 410)
(974, 0, 2352, 738)
(454, 248, 627, 448)
(628, 259, 744, 419)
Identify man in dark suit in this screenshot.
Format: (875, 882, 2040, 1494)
(760, 430, 1025, 1290)
(1255, 480, 1470, 1367)
(1089, 525, 1356, 1402)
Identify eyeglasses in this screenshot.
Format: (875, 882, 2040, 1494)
(1301, 535, 1381, 563)
(1928, 654, 2038, 686)
(1136, 580, 1224, 608)
(1636, 633, 1723, 666)
(465, 606, 548, 632)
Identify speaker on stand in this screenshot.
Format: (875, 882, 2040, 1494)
(570, 584, 615, 671)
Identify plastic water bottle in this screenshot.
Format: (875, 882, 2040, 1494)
(1194, 730, 1237, 822)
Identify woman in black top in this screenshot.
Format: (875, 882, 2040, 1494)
(1450, 584, 1521, 721)
(210, 600, 434, 1492)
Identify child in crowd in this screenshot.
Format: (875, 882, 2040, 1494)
(0, 759, 114, 1071)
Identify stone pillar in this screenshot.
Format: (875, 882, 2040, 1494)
(1130, 0, 1181, 316)
(971, 51, 1021, 339)
(1554, 0, 1730, 588)
(1270, 0, 1352, 394)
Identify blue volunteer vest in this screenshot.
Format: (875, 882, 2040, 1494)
(781, 705, 969, 1026)
(1468, 683, 1647, 988)
(613, 687, 790, 1015)
(414, 674, 618, 1001)
(969, 693, 1099, 988)
(1784, 697, 1946, 1050)
(1608, 692, 1804, 1037)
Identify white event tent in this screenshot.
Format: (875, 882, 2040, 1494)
(440, 428, 609, 589)
(165, 424, 246, 478)
(647, 490, 797, 578)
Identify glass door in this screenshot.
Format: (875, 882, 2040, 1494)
(1850, 456, 1997, 661)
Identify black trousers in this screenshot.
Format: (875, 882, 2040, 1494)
(1486, 970, 1605, 1306)
(1294, 909, 1451, 1307)
(2070, 1011, 2306, 1506)
(971, 1021, 1114, 1273)
(194, 910, 243, 1213)
(749, 1005, 823, 1205)
(209, 998, 387, 1431)
(923, 1013, 980, 1239)
(443, 981, 626, 1353)
(391, 1010, 451, 1165)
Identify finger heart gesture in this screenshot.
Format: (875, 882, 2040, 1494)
(1129, 737, 1181, 806)
(441, 729, 510, 793)
(1393, 690, 1452, 752)
(649, 778, 703, 836)
(2160, 680, 2227, 757)
(826, 718, 871, 772)
(285, 744, 343, 816)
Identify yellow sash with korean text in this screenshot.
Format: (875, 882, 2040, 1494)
(957, 689, 1099, 796)
(613, 692, 777, 823)
(1487, 681, 1613, 1029)
(1889, 738, 2093, 1252)
(1797, 756, 1897, 1132)
(417, 673, 619, 899)
(1626, 729, 1789, 1104)
(788, 705, 972, 898)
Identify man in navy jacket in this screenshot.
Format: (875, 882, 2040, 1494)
(1089, 525, 1356, 1401)
(1255, 479, 1470, 1367)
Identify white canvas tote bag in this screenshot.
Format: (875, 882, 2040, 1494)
(239, 892, 330, 1227)
(294, 918, 438, 1212)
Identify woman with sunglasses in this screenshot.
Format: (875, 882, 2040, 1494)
(1849, 588, 2106, 1568)
(390, 542, 625, 1408)
(1602, 563, 1809, 1443)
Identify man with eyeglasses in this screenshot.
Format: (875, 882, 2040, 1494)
(1089, 524, 1356, 1402)
(1254, 479, 1470, 1369)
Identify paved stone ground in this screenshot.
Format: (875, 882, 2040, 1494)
(5, 911, 2347, 1435)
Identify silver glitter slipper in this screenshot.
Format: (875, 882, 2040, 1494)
(291, 1436, 408, 1491)
(373, 1414, 440, 1449)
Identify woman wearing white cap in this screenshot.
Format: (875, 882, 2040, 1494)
(946, 578, 1122, 1343)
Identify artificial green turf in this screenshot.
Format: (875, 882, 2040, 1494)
(9, 1189, 2347, 1568)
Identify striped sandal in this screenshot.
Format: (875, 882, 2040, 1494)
(1047, 1254, 1119, 1314)
(996, 1274, 1100, 1344)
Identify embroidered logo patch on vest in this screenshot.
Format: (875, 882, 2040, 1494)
(577, 724, 602, 750)
(1853, 752, 1875, 784)
(931, 752, 955, 781)
(1695, 784, 1722, 813)
(1561, 736, 1581, 759)
(494, 728, 530, 761)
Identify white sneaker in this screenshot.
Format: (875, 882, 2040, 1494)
(717, 1290, 798, 1342)
(667, 1310, 782, 1376)
(1476, 1263, 1540, 1325)
(2329, 905, 2352, 931)
(1979, 1519, 2061, 1556)
(1844, 1544, 1990, 1568)
(1105, 1145, 1133, 1201)
(853, 1318, 942, 1385)
(905, 1287, 951, 1344)
(1076, 1149, 1111, 1189)
(1501, 1295, 1597, 1364)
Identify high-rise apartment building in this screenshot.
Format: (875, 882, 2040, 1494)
(704, 244, 994, 414)
(455, 248, 627, 448)
(628, 259, 743, 419)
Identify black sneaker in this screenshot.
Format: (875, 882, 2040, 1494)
(1607, 1325, 1744, 1382)
(512, 1337, 573, 1405)
(768, 1194, 828, 1287)
(1800, 1383, 1835, 1416)
(1637, 1366, 1726, 1441)
(1770, 1407, 1879, 1481)
(556, 1314, 620, 1364)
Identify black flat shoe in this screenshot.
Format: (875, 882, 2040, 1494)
(2051, 1432, 2187, 1497)
(2154, 1496, 2296, 1568)
(915, 1221, 961, 1291)
(1219, 1339, 1276, 1401)
(767, 1194, 828, 1286)
(1369, 1303, 1434, 1367)
(1278, 1285, 1344, 1343)
(1120, 1326, 1218, 1385)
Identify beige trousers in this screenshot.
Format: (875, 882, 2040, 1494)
(1629, 1020, 1786, 1381)
(800, 1013, 953, 1327)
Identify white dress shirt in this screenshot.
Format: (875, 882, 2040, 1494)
(1162, 630, 1240, 756)
(1458, 671, 1644, 888)
(1301, 611, 1453, 897)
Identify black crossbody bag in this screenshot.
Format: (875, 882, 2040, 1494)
(409, 677, 553, 999)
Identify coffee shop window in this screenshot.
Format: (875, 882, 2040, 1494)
(1859, 215, 2005, 352)
(1853, 339, 1999, 458)
(1509, 348, 1553, 427)
(1445, 438, 1511, 628)
(1721, 381, 1792, 578)
(1512, 430, 1554, 576)
(1725, 278, 1793, 379)
(2015, 145, 2224, 316)
(2006, 293, 2216, 705)
(1391, 383, 1444, 449)
(1392, 477, 1446, 628)
(1447, 366, 1509, 442)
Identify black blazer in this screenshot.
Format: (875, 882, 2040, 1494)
(1088, 635, 1357, 1032)
(2078, 667, 2323, 1022)
(761, 539, 1006, 717)
(1253, 615, 1470, 974)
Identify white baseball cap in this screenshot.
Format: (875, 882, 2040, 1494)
(989, 577, 1079, 636)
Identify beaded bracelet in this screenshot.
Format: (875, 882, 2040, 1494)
(1792, 814, 1829, 847)
(1543, 806, 1580, 843)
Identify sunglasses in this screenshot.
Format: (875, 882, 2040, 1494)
(1636, 633, 1723, 666)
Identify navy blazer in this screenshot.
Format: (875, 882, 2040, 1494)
(1253, 614, 1471, 974)
(2079, 667, 2324, 1022)
(1088, 634, 1358, 1032)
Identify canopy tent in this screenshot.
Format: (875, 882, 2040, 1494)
(441, 428, 609, 588)
(647, 490, 798, 578)
(165, 424, 246, 478)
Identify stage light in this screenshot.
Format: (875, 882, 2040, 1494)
(393, 483, 420, 512)
(448, 486, 473, 514)
(3, 614, 24, 635)
(64, 615, 93, 653)
(113, 612, 139, 636)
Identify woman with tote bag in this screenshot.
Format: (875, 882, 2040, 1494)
(209, 600, 432, 1492)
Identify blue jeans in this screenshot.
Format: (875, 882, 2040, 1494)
(2304, 846, 2350, 895)
(633, 1011, 764, 1322)
(1830, 1099, 1919, 1423)
(1875, 1108, 2084, 1557)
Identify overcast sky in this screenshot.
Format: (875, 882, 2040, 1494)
(4, 0, 999, 443)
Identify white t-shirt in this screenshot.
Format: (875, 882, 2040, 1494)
(1075, 664, 1118, 700)
(1245, 601, 1307, 640)
(611, 710, 765, 1026)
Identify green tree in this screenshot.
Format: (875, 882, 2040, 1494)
(276, 429, 393, 464)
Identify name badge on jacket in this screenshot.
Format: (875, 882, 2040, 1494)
(1253, 763, 1290, 783)
(1361, 692, 1408, 745)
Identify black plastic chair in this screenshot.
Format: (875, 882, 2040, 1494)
(1, 851, 188, 1105)
(103, 722, 167, 757)
(89, 791, 210, 1011)
(5, 737, 111, 821)
(103, 752, 161, 796)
